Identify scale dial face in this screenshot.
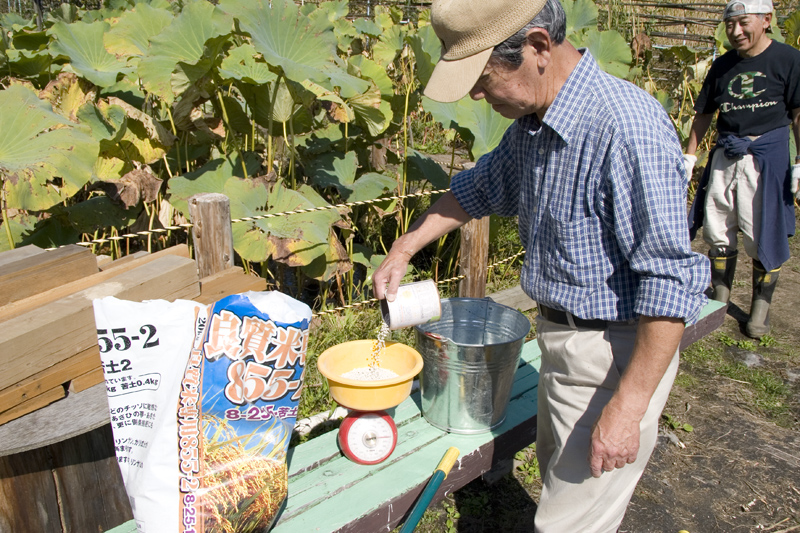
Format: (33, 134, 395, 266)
(338, 411, 398, 465)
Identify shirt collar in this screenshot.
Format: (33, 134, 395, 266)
(518, 49, 597, 145)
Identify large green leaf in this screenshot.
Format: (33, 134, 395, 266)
(373, 24, 404, 68)
(785, 12, 800, 49)
(138, 1, 232, 103)
(166, 154, 262, 219)
(104, 3, 173, 57)
(0, 85, 99, 211)
(407, 24, 441, 86)
(219, 0, 337, 84)
(422, 96, 513, 160)
(407, 150, 450, 189)
(219, 43, 277, 85)
(562, 0, 598, 37)
(49, 20, 132, 87)
(577, 29, 631, 79)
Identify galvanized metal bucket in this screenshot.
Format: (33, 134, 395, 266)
(414, 298, 531, 434)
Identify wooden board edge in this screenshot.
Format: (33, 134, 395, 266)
(69, 367, 106, 393)
(680, 302, 727, 351)
(0, 386, 66, 426)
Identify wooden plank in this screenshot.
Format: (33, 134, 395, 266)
(488, 285, 537, 312)
(68, 366, 106, 393)
(0, 445, 62, 532)
(50, 424, 134, 532)
(196, 266, 267, 304)
(0, 383, 110, 457)
(0, 347, 99, 412)
(0, 254, 200, 391)
(0, 244, 191, 323)
(0, 244, 45, 268)
(0, 386, 66, 426)
(0, 244, 98, 306)
(680, 299, 727, 351)
(98, 250, 149, 271)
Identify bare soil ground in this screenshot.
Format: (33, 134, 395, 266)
(415, 215, 800, 533)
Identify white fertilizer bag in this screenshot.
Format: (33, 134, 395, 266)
(93, 291, 312, 533)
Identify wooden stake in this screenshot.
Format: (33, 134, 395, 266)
(189, 193, 234, 279)
(458, 217, 490, 298)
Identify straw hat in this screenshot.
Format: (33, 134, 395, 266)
(424, 0, 548, 102)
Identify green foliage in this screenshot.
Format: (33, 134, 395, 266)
(515, 445, 540, 484)
(662, 413, 693, 432)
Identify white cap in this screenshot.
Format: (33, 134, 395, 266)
(723, 0, 772, 19)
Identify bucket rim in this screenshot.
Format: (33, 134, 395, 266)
(413, 297, 531, 347)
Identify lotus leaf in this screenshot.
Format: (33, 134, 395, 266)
(407, 24, 440, 86)
(348, 84, 393, 137)
(219, 0, 337, 85)
(257, 183, 340, 267)
(138, 0, 231, 103)
(353, 18, 382, 38)
(785, 12, 800, 48)
(372, 24, 404, 68)
(49, 20, 132, 87)
(574, 29, 631, 79)
(407, 150, 450, 190)
(301, 227, 351, 281)
(0, 85, 99, 212)
(47, 3, 81, 23)
(77, 101, 127, 142)
(422, 96, 512, 160)
(562, 0, 598, 37)
(348, 55, 393, 98)
(104, 3, 173, 58)
(39, 73, 96, 121)
(219, 43, 277, 85)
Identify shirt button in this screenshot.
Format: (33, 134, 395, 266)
(538, 148, 544, 155)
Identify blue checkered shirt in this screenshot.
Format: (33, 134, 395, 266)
(452, 51, 710, 324)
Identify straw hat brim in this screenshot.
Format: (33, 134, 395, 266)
(423, 47, 494, 103)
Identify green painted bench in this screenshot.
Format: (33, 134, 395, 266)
(107, 299, 726, 533)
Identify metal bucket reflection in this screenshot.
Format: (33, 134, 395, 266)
(414, 298, 531, 434)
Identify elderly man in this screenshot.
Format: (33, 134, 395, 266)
(373, 0, 709, 530)
(685, 0, 800, 338)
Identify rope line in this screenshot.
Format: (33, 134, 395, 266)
(74, 189, 450, 247)
(311, 250, 526, 318)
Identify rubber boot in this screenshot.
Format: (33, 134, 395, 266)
(708, 247, 737, 304)
(745, 260, 780, 339)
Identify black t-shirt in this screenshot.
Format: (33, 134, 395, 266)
(694, 41, 800, 136)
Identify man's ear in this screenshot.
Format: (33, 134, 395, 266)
(526, 28, 552, 65)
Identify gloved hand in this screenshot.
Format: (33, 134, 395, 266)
(683, 154, 697, 178)
(792, 163, 800, 200)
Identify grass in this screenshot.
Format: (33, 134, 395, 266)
(678, 332, 795, 428)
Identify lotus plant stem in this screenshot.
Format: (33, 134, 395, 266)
(162, 155, 174, 180)
(449, 137, 457, 178)
(283, 120, 294, 189)
(217, 89, 247, 178)
(400, 51, 414, 233)
(289, 115, 296, 188)
(1, 180, 14, 250)
(267, 75, 283, 174)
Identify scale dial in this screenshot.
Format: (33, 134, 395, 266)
(338, 411, 398, 465)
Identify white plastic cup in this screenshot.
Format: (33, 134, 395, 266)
(380, 280, 441, 330)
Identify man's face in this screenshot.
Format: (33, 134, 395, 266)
(468, 52, 542, 120)
(725, 13, 771, 56)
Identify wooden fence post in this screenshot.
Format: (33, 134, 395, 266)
(189, 193, 234, 279)
(458, 217, 490, 298)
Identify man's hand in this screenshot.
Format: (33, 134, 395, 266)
(682, 154, 697, 178)
(791, 163, 800, 200)
(588, 399, 641, 477)
(372, 248, 414, 302)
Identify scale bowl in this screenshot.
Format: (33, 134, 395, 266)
(317, 340, 423, 411)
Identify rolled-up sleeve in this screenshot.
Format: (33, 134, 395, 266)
(605, 136, 710, 325)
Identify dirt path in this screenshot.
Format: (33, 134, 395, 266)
(621, 221, 800, 533)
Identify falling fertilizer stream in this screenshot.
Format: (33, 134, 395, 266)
(340, 322, 398, 381)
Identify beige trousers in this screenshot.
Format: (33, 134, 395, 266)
(533, 316, 679, 533)
(702, 149, 763, 259)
